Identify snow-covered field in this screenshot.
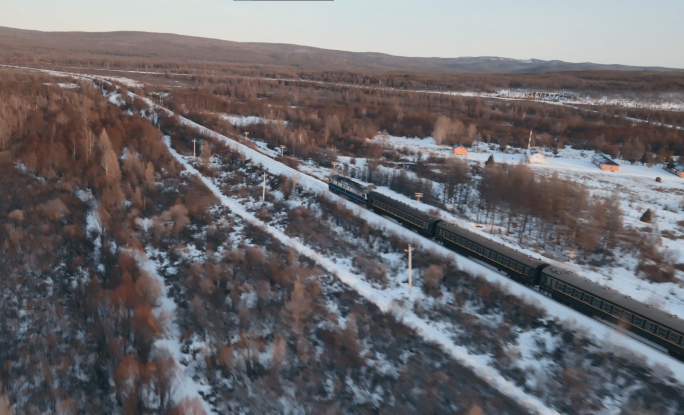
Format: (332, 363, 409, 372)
(371, 135, 684, 317)
(7, 63, 684, 413)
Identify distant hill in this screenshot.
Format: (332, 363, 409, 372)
(0, 26, 679, 73)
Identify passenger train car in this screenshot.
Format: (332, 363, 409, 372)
(367, 190, 440, 237)
(541, 267, 684, 358)
(328, 175, 684, 359)
(436, 221, 548, 286)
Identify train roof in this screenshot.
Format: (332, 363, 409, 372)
(437, 221, 548, 269)
(368, 191, 442, 224)
(543, 267, 684, 333)
(330, 175, 368, 193)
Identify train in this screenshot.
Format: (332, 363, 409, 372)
(328, 175, 684, 360)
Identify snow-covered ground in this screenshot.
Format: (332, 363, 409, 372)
(8, 63, 684, 412)
(371, 135, 684, 317)
(221, 115, 288, 127)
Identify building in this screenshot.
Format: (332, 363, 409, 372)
(665, 163, 684, 178)
(592, 154, 620, 172)
(524, 147, 547, 165)
(452, 144, 468, 156)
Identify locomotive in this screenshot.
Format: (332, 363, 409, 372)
(328, 175, 684, 359)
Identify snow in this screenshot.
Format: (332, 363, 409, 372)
(17, 62, 682, 407)
(173, 117, 684, 378)
(371, 135, 684, 319)
(162, 136, 562, 415)
(221, 115, 288, 127)
(117, 88, 682, 391)
(43, 82, 78, 89)
(132, 249, 217, 415)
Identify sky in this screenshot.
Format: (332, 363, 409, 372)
(2, 0, 683, 68)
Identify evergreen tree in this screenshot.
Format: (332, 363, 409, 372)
(640, 209, 653, 223)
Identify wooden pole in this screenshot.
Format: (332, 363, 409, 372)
(193, 139, 197, 158)
(262, 172, 267, 202)
(405, 244, 413, 288)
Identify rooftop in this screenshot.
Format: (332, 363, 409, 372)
(592, 153, 620, 166)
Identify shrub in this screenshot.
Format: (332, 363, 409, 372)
(422, 264, 444, 295)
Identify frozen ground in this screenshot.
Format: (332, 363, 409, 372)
(371, 135, 684, 318)
(7, 64, 684, 412)
(221, 115, 288, 127)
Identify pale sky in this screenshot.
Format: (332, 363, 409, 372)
(2, 0, 683, 68)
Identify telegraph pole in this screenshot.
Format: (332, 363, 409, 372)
(262, 172, 267, 202)
(243, 131, 249, 141)
(405, 245, 413, 288)
(415, 192, 423, 207)
(279, 145, 286, 156)
(193, 139, 197, 158)
(331, 161, 338, 175)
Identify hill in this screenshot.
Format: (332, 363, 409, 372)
(0, 26, 679, 73)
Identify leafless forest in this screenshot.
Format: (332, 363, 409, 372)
(1, 43, 684, 415)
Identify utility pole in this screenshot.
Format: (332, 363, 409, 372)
(244, 131, 249, 141)
(193, 139, 197, 158)
(262, 172, 267, 202)
(279, 145, 286, 156)
(405, 244, 413, 288)
(415, 193, 423, 207)
(331, 161, 338, 175)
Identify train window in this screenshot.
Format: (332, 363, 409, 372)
(565, 286, 574, 295)
(478, 246, 484, 254)
(545, 277, 553, 287)
(602, 303, 612, 312)
(621, 312, 632, 323)
(611, 307, 622, 317)
(573, 289, 582, 299)
(583, 293, 592, 303)
(496, 254, 503, 261)
(633, 317, 644, 327)
(644, 322, 656, 332)
(516, 264, 523, 272)
(484, 249, 490, 257)
(557, 282, 566, 291)
(490, 252, 496, 259)
(466, 241, 472, 248)
(592, 298, 601, 308)
(657, 327, 668, 338)
(503, 258, 510, 266)
(669, 333, 680, 343)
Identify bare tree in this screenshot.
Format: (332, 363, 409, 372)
(433, 116, 450, 146)
(82, 113, 96, 163)
(281, 277, 312, 335)
(201, 140, 211, 166)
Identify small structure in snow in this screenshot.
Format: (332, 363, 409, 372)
(592, 153, 620, 172)
(452, 144, 468, 156)
(523, 130, 546, 165)
(524, 147, 547, 165)
(664, 163, 684, 178)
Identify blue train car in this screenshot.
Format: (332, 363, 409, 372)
(328, 175, 368, 205)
